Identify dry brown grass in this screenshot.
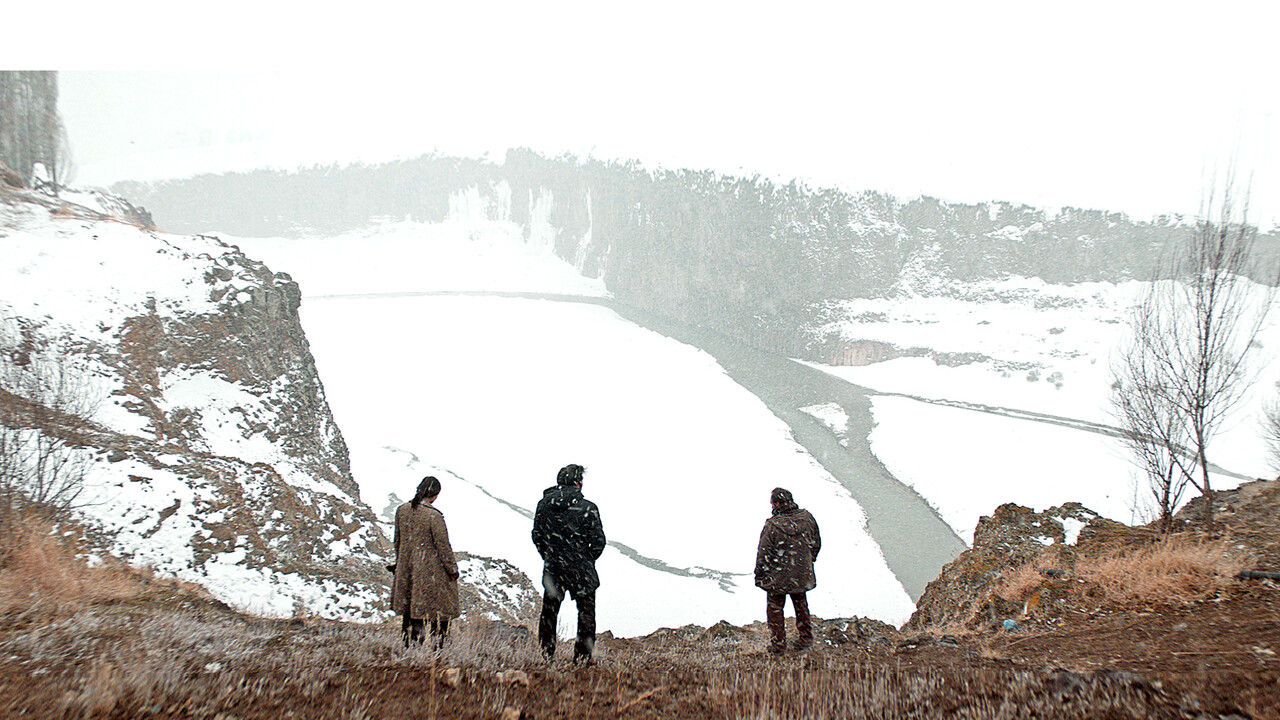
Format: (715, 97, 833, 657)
(989, 534, 1250, 611)
(0, 507, 146, 615)
(1076, 534, 1252, 604)
(993, 548, 1065, 605)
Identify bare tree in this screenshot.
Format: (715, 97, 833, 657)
(1110, 177, 1277, 527)
(1265, 394, 1280, 476)
(0, 310, 101, 513)
(1111, 351, 1192, 532)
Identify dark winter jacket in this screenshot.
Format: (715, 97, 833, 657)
(532, 484, 606, 594)
(754, 506, 821, 593)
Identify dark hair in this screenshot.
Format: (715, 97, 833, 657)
(771, 487, 797, 513)
(556, 464, 585, 486)
(411, 476, 441, 507)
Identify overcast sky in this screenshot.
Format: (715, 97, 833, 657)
(14, 1, 1280, 225)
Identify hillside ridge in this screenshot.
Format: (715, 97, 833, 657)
(0, 476, 1275, 718)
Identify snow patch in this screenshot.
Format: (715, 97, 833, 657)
(1060, 517, 1086, 546)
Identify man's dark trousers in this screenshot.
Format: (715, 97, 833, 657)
(766, 591, 813, 651)
(538, 570, 596, 662)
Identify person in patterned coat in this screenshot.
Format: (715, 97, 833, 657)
(391, 476, 460, 649)
(755, 487, 821, 654)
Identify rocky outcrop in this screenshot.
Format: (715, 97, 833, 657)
(3, 184, 153, 228)
(104, 250, 356, 499)
(91, 241, 389, 598)
(905, 483, 1280, 635)
(456, 552, 540, 626)
(1178, 477, 1280, 570)
(904, 502, 1119, 631)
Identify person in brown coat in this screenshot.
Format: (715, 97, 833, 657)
(391, 476, 460, 649)
(754, 487, 821, 654)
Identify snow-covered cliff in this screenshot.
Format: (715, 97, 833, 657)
(1, 185, 389, 618)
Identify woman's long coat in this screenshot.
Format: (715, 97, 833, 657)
(391, 501, 460, 619)
(754, 507, 821, 594)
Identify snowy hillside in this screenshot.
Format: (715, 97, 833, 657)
(1, 187, 387, 619)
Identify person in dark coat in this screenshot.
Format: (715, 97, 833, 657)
(531, 463, 606, 663)
(391, 476, 460, 649)
(754, 487, 821, 654)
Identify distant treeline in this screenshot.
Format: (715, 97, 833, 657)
(114, 149, 1280, 354)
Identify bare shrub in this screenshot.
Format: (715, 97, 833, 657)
(1076, 535, 1251, 604)
(0, 309, 103, 514)
(1111, 358, 1192, 532)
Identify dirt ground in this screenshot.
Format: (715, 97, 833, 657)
(2, 480, 1277, 719)
(0, 577, 1275, 720)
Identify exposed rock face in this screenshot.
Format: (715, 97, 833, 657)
(816, 616, 899, 646)
(623, 615, 900, 652)
(2, 186, 389, 618)
(456, 552, 540, 626)
(905, 483, 1280, 636)
(1178, 477, 1280, 569)
(905, 502, 1116, 631)
(84, 262, 390, 616)
(105, 251, 357, 500)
